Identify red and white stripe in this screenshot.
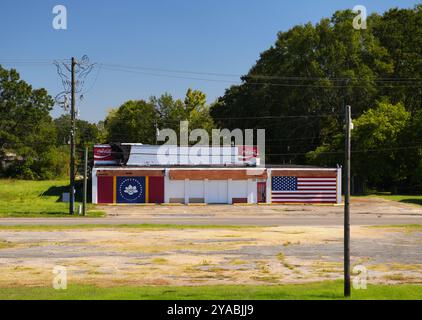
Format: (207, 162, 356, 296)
(272, 177, 337, 203)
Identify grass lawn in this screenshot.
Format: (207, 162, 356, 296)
(0, 281, 420, 300)
(374, 194, 422, 206)
(0, 179, 104, 217)
(369, 224, 422, 234)
(359, 193, 422, 207)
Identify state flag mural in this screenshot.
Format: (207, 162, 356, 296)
(116, 177, 146, 203)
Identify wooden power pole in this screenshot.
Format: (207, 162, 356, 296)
(82, 146, 88, 216)
(344, 105, 352, 297)
(69, 57, 76, 214)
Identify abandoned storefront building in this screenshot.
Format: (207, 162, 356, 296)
(92, 143, 341, 205)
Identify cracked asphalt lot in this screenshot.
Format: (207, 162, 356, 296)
(0, 197, 421, 288)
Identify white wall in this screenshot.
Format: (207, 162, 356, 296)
(266, 169, 272, 203)
(230, 180, 248, 199)
(92, 168, 98, 204)
(247, 179, 257, 203)
(207, 180, 228, 203)
(166, 180, 185, 201)
(337, 167, 342, 204)
(189, 180, 205, 198)
(162, 177, 257, 204)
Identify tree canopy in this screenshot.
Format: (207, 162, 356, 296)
(54, 114, 101, 148)
(105, 100, 160, 144)
(210, 5, 422, 192)
(0, 65, 62, 179)
(104, 89, 214, 144)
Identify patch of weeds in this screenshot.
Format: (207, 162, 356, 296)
(31, 271, 42, 275)
(281, 230, 305, 235)
(250, 275, 280, 283)
(255, 261, 271, 274)
(145, 278, 171, 285)
(183, 266, 198, 274)
(199, 260, 213, 266)
(390, 263, 421, 271)
(276, 252, 294, 270)
(73, 260, 90, 266)
(0, 240, 15, 249)
(313, 261, 342, 268)
(87, 270, 102, 275)
(228, 259, 247, 266)
(194, 274, 216, 279)
(320, 268, 341, 273)
(151, 258, 168, 264)
(369, 224, 422, 233)
(13, 266, 33, 271)
(208, 267, 227, 273)
(382, 273, 413, 281)
(366, 264, 391, 272)
(276, 252, 285, 261)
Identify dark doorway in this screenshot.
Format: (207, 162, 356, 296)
(257, 182, 266, 203)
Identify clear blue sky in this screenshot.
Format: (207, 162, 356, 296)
(0, 0, 419, 122)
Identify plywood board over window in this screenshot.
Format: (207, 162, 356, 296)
(169, 169, 267, 180)
(97, 170, 164, 177)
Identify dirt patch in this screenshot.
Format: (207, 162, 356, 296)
(98, 197, 422, 218)
(0, 225, 420, 287)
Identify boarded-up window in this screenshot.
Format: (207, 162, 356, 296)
(97, 176, 113, 203)
(149, 176, 164, 204)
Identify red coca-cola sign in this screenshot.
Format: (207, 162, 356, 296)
(94, 145, 116, 164)
(238, 146, 258, 161)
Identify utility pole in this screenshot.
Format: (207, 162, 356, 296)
(69, 57, 77, 215)
(344, 105, 352, 297)
(82, 146, 88, 216)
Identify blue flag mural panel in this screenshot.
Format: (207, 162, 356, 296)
(116, 177, 146, 203)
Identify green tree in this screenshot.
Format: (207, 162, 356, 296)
(105, 89, 214, 145)
(151, 89, 214, 143)
(371, 5, 422, 114)
(211, 9, 394, 165)
(0, 65, 60, 179)
(54, 114, 101, 148)
(307, 102, 412, 192)
(104, 100, 159, 144)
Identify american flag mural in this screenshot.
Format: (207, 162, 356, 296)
(271, 176, 337, 203)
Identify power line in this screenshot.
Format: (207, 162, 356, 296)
(98, 62, 422, 82)
(2, 58, 421, 81)
(2, 59, 421, 89)
(100, 65, 422, 88)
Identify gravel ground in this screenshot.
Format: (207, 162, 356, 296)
(0, 225, 420, 287)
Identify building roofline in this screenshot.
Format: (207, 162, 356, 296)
(93, 164, 338, 170)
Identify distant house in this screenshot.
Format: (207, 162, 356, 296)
(0, 151, 23, 171)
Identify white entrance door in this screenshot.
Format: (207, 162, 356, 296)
(207, 180, 228, 203)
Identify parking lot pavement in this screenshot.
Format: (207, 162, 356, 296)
(0, 197, 421, 226)
(99, 196, 422, 217)
(0, 225, 421, 286)
(0, 198, 420, 287)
